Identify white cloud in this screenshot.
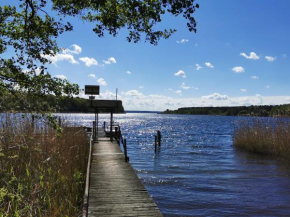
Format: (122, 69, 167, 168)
(97, 90, 116, 100)
(251, 76, 259, 79)
(88, 74, 96, 78)
(174, 70, 186, 78)
(181, 82, 190, 89)
(62, 44, 82, 54)
(24, 67, 44, 75)
(241, 89, 247, 92)
(118, 95, 290, 111)
(42, 53, 79, 65)
(254, 94, 263, 104)
(196, 64, 203, 70)
(205, 62, 214, 68)
(175, 90, 182, 95)
(265, 56, 276, 62)
(139, 86, 144, 89)
(232, 66, 245, 73)
(79, 57, 98, 67)
(41, 44, 82, 66)
(176, 39, 189, 43)
(202, 93, 229, 100)
(266, 85, 270, 88)
(97, 78, 107, 85)
(121, 90, 145, 99)
(148, 94, 169, 99)
(168, 88, 182, 95)
(240, 52, 260, 60)
(126, 71, 132, 75)
(54, 75, 67, 79)
(103, 57, 117, 65)
(282, 54, 287, 59)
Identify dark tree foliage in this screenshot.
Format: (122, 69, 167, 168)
(0, 0, 199, 116)
(163, 105, 290, 117)
(52, 0, 199, 45)
(0, 93, 125, 113)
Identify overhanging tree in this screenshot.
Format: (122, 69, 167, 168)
(0, 0, 199, 113)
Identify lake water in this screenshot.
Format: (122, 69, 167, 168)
(63, 113, 290, 216)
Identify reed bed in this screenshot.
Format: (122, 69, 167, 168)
(0, 113, 89, 216)
(234, 118, 290, 161)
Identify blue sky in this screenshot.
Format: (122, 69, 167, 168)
(3, 0, 290, 111)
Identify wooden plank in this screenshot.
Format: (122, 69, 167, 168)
(88, 136, 163, 217)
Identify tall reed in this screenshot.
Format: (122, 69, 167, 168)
(234, 118, 290, 161)
(0, 113, 89, 216)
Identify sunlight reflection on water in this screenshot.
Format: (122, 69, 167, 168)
(62, 113, 290, 216)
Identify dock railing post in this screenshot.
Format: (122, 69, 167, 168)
(93, 121, 96, 141)
(82, 133, 93, 217)
(124, 139, 129, 162)
(118, 126, 121, 139)
(115, 126, 118, 139)
(110, 109, 113, 142)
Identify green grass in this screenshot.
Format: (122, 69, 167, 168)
(234, 118, 290, 161)
(0, 114, 89, 216)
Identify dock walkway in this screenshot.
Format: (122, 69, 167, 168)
(87, 130, 163, 216)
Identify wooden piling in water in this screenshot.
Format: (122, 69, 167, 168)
(155, 135, 157, 154)
(157, 130, 161, 146)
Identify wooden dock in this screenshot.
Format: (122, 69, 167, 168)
(87, 130, 163, 217)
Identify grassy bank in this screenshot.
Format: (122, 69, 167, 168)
(0, 114, 89, 216)
(234, 118, 290, 161)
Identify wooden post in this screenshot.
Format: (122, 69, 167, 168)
(157, 130, 161, 146)
(154, 135, 157, 154)
(96, 109, 98, 141)
(110, 109, 113, 142)
(58, 116, 61, 126)
(115, 126, 118, 139)
(93, 121, 96, 141)
(31, 115, 34, 130)
(124, 139, 129, 162)
(119, 127, 122, 143)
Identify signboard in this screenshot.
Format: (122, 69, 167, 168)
(85, 85, 100, 95)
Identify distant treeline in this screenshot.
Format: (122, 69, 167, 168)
(0, 94, 124, 113)
(163, 104, 290, 117)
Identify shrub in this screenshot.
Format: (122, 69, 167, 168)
(234, 118, 290, 161)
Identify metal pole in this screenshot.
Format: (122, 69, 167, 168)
(116, 88, 118, 101)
